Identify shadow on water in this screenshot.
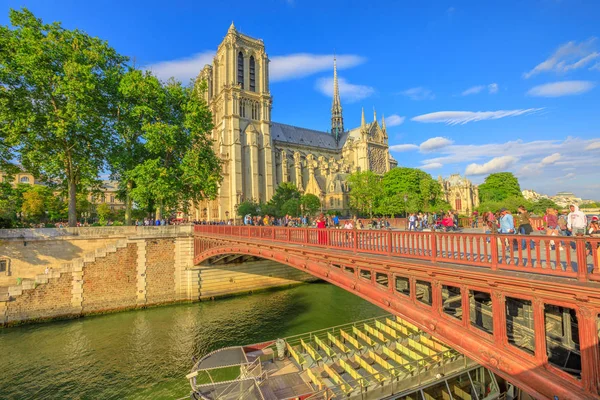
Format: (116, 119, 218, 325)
(0, 282, 386, 400)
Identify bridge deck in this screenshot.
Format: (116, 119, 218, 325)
(195, 225, 600, 283)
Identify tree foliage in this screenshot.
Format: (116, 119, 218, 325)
(478, 172, 523, 203)
(381, 167, 447, 212)
(109, 69, 158, 224)
(262, 182, 301, 218)
(0, 8, 128, 226)
(236, 199, 260, 218)
(127, 79, 222, 219)
(527, 198, 561, 215)
(95, 203, 111, 225)
(347, 171, 382, 217)
(301, 194, 321, 216)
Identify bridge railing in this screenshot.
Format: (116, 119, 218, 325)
(194, 225, 600, 283)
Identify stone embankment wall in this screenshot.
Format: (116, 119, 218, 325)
(0, 237, 117, 286)
(0, 226, 314, 326)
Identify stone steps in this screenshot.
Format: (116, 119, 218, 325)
(2, 238, 131, 315)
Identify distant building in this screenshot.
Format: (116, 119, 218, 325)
(89, 181, 125, 211)
(522, 189, 549, 202)
(551, 192, 585, 208)
(438, 174, 479, 215)
(523, 189, 595, 208)
(0, 169, 124, 211)
(0, 169, 38, 186)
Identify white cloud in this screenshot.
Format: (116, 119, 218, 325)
(420, 162, 443, 170)
(591, 63, 600, 71)
(586, 141, 600, 150)
(146, 52, 366, 83)
(523, 38, 599, 78)
(315, 77, 374, 102)
(565, 172, 576, 179)
(461, 83, 498, 96)
(411, 108, 542, 125)
(387, 137, 600, 198)
(389, 144, 419, 152)
(385, 114, 405, 127)
(270, 54, 366, 82)
(420, 137, 453, 152)
(527, 80, 595, 97)
(541, 152, 561, 165)
(145, 51, 215, 83)
(401, 87, 435, 100)
(461, 85, 484, 96)
(465, 156, 519, 175)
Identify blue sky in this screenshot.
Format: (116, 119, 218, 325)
(3, 0, 600, 199)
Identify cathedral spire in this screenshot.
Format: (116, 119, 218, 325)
(382, 114, 386, 131)
(361, 107, 365, 128)
(331, 56, 344, 143)
(373, 107, 377, 122)
(228, 21, 236, 33)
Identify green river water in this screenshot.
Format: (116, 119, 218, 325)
(0, 282, 386, 399)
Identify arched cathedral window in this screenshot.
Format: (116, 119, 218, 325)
(249, 56, 256, 92)
(237, 51, 244, 88)
(239, 98, 246, 118)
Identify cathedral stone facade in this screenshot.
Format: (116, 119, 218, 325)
(438, 174, 479, 216)
(193, 24, 397, 221)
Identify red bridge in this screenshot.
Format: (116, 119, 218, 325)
(193, 225, 600, 399)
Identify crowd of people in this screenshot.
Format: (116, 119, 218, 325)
(479, 204, 599, 253)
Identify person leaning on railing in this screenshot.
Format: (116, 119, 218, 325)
(545, 208, 562, 251)
(587, 216, 600, 257)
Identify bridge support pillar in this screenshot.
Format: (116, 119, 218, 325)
(579, 307, 600, 395)
(175, 236, 195, 300)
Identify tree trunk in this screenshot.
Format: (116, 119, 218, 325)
(125, 180, 133, 225)
(68, 179, 77, 227)
(155, 200, 162, 221)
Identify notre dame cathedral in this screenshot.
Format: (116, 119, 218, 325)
(193, 23, 397, 221)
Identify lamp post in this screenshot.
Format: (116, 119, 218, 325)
(82, 212, 90, 226)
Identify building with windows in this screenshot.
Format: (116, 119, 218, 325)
(0, 169, 124, 211)
(438, 174, 479, 216)
(192, 23, 397, 221)
(89, 181, 126, 212)
(0, 169, 37, 186)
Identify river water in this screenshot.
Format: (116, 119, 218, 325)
(0, 282, 386, 399)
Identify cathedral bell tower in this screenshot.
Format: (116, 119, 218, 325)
(196, 22, 274, 221)
(331, 57, 344, 143)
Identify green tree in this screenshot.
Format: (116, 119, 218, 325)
(375, 193, 420, 217)
(264, 182, 301, 218)
(127, 79, 222, 219)
(236, 199, 260, 218)
(478, 172, 523, 203)
(0, 182, 17, 227)
(96, 203, 111, 225)
(281, 198, 301, 217)
(527, 198, 560, 216)
(347, 171, 382, 217)
(300, 194, 321, 216)
(110, 69, 160, 225)
(21, 186, 46, 220)
(381, 167, 447, 212)
(0, 8, 129, 226)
